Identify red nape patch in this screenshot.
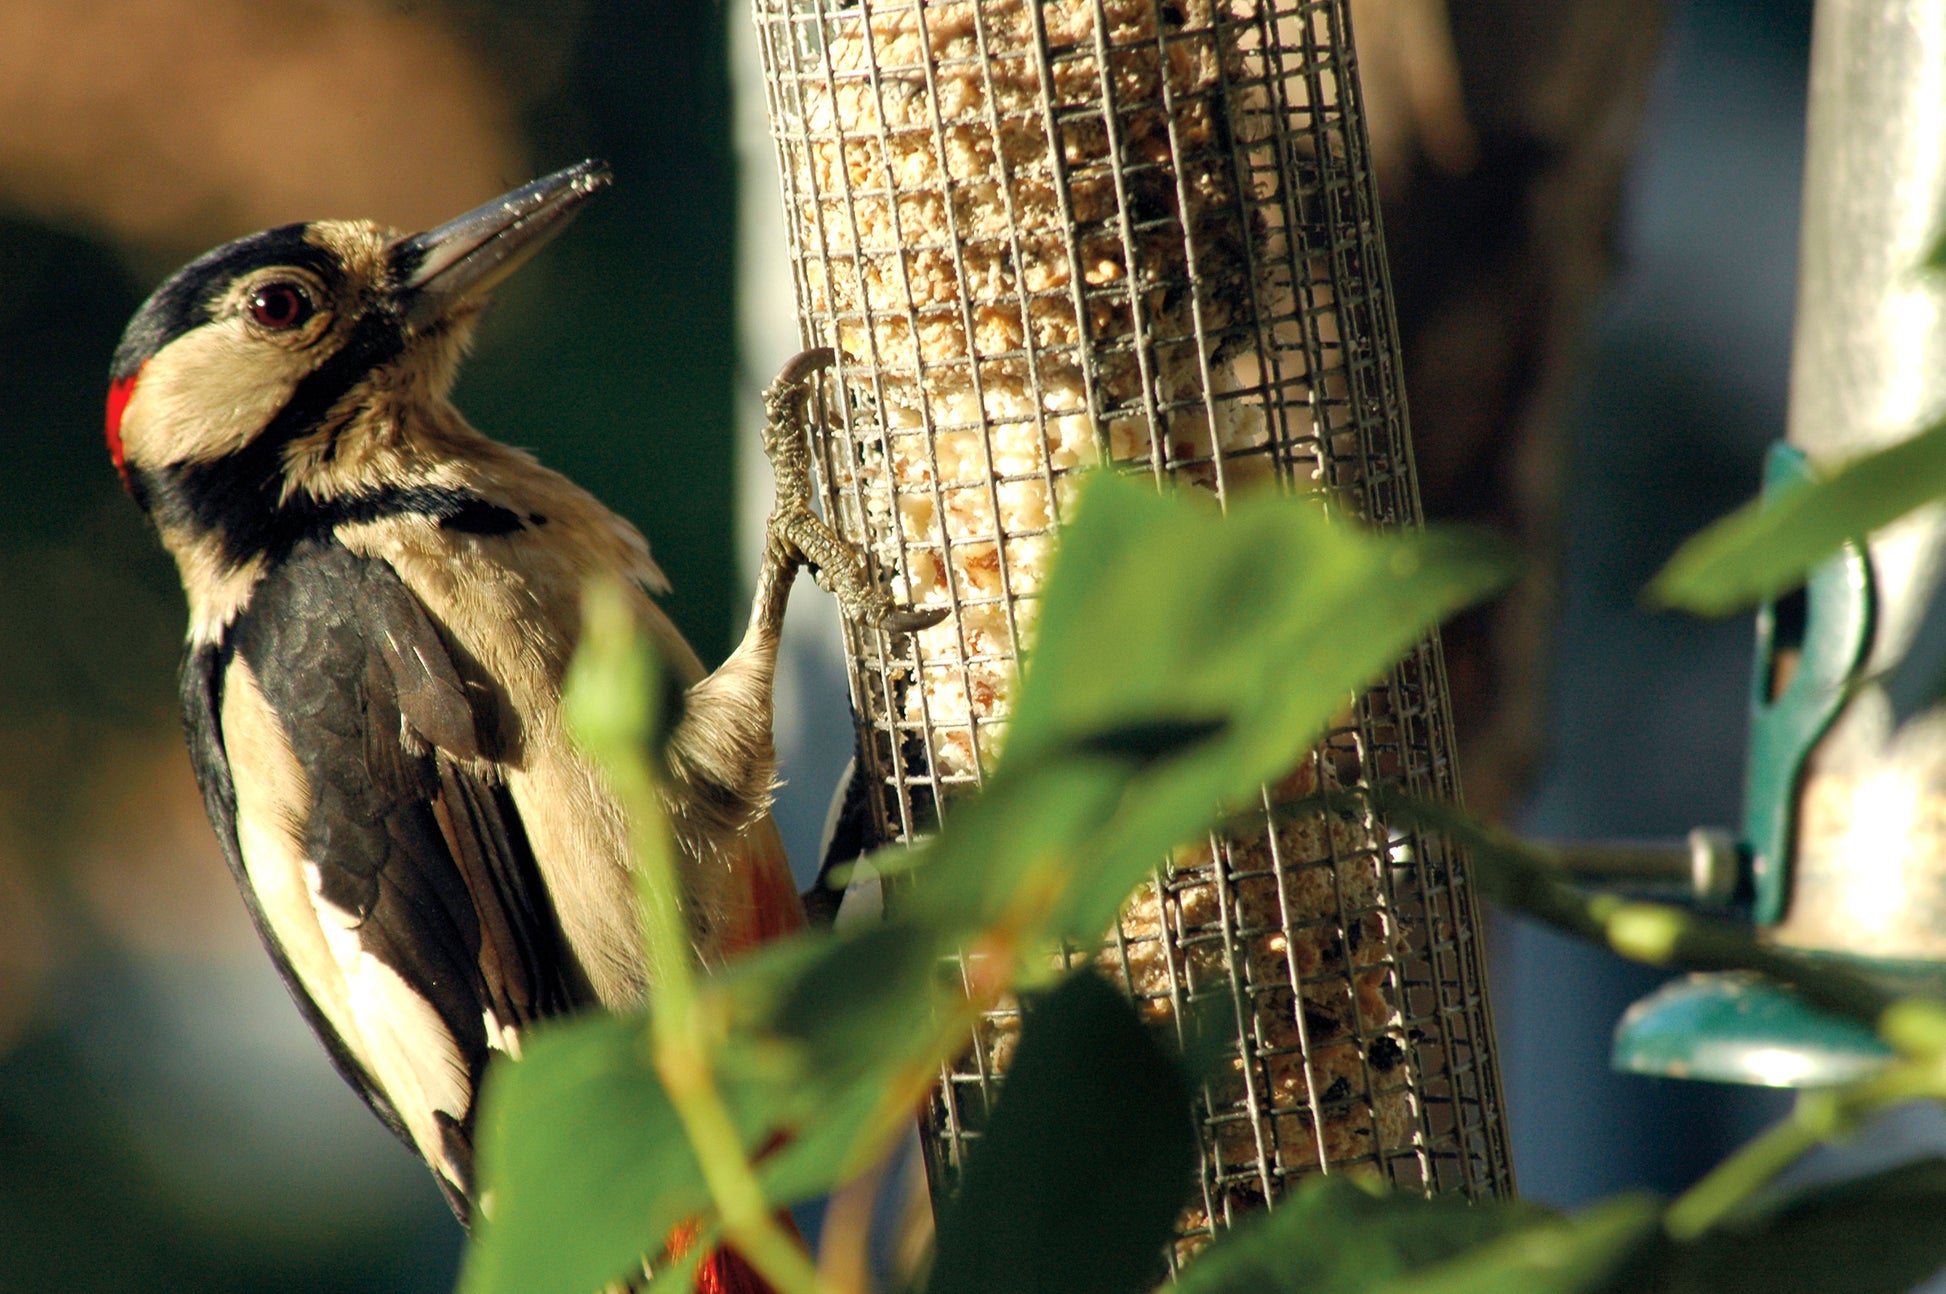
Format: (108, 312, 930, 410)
(105, 367, 142, 488)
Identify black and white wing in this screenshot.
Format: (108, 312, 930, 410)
(181, 536, 582, 1219)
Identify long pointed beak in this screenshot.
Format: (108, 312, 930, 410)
(391, 159, 611, 331)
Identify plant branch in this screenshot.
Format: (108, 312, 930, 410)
(569, 580, 828, 1294)
(1665, 1059, 1946, 1238)
(1355, 791, 1900, 1026)
(1283, 789, 1946, 1241)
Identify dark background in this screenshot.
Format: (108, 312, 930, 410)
(0, 0, 1866, 1288)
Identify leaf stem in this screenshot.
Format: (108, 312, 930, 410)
(1359, 792, 1900, 1026)
(570, 580, 829, 1294)
(1328, 791, 1946, 1239)
(1663, 1089, 1845, 1239)
(627, 771, 822, 1294)
(1665, 1059, 1946, 1239)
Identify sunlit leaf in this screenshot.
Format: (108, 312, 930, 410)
(733, 921, 960, 1204)
(925, 971, 1200, 1294)
(1173, 1176, 1556, 1294)
(470, 474, 1519, 1291)
(995, 475, 1517, 946)
(1648, 418, 1946, 616)
(759, 920, 946, 1081)
(1008, 476, 1513, 772)
(753, 1074, 916, 1211)
(461, 1011, 782, 1294)
(741, 476, 1513, 1215)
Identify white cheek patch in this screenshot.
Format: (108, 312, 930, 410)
(120, 320, 305, 469)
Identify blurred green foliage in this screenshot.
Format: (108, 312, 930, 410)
(463, 474, 1521, 1293)
(922, 971, 1197, 1294)
(461, 467, 1946, 1294)
(1648, 417, 1946, 617)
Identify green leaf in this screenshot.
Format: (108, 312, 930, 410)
(703, 921, 969, 1212)
(1008, 476, 1512, 772)
(1656, 1157, 1946, 1294)
(734, 921, 959, 1201)
(900, 756, 1130, 947)
(754, 1074, 914, 1210)
(924, 970, 1201, 1294)
(460, 1014, 710, 1294)
(470, 475, 1519, 1292)
(996, 475, 1517, 946)
(1649, 418, 1946, 616)
(720, 477, 1516, 1225)
(758, 920, 948, 1083)
(1173, 1176, 1556, 1294)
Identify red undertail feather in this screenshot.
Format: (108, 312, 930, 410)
(667, 824, 804, 1293)
(723, 825, 806, 956)
(668, 1214, 802, 1294)
(696, 1245, 781, 1294)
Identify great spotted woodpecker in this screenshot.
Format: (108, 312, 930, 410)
(107, 161, 912, 1282)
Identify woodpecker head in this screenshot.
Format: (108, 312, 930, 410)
(107, 160, 610, 563)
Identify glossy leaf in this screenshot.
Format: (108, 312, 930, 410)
(1009, 475, 1514, 773)
(921, 474, 1517, 954)
(464, 473, 1521, 1290)
(746, 478, 1513, 1218)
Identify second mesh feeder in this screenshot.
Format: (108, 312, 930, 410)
(754, 0, 1511, 1253)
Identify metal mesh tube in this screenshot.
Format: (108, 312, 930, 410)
(753, 0, 1513, 1259)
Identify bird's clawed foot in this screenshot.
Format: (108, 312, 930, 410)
(761, 349, 947, 635)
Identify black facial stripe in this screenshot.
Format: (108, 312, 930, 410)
(256, 303, 407, 452)
(435, 496, 527, 536)
(138, 464, 527, 565)
(112, 225, 345, 380)
(144, 306, 406, 562)
(332, 487, 527, 537)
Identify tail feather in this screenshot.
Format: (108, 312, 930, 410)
(676, 829, 803, 1294)
(695, 1246, 777, 1294)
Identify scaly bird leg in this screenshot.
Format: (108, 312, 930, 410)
(671, 351, 941, 852)
(758, 348, 945, 637)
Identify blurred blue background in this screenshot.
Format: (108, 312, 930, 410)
(0, 0, 1890, 1288)
(1498, 0, 1810, 1202)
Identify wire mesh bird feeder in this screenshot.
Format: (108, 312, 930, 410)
(1611, 0, 1946, 1088)
(751, 0, 1513, 1261)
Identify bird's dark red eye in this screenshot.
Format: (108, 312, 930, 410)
(247, 281, 313, 331)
